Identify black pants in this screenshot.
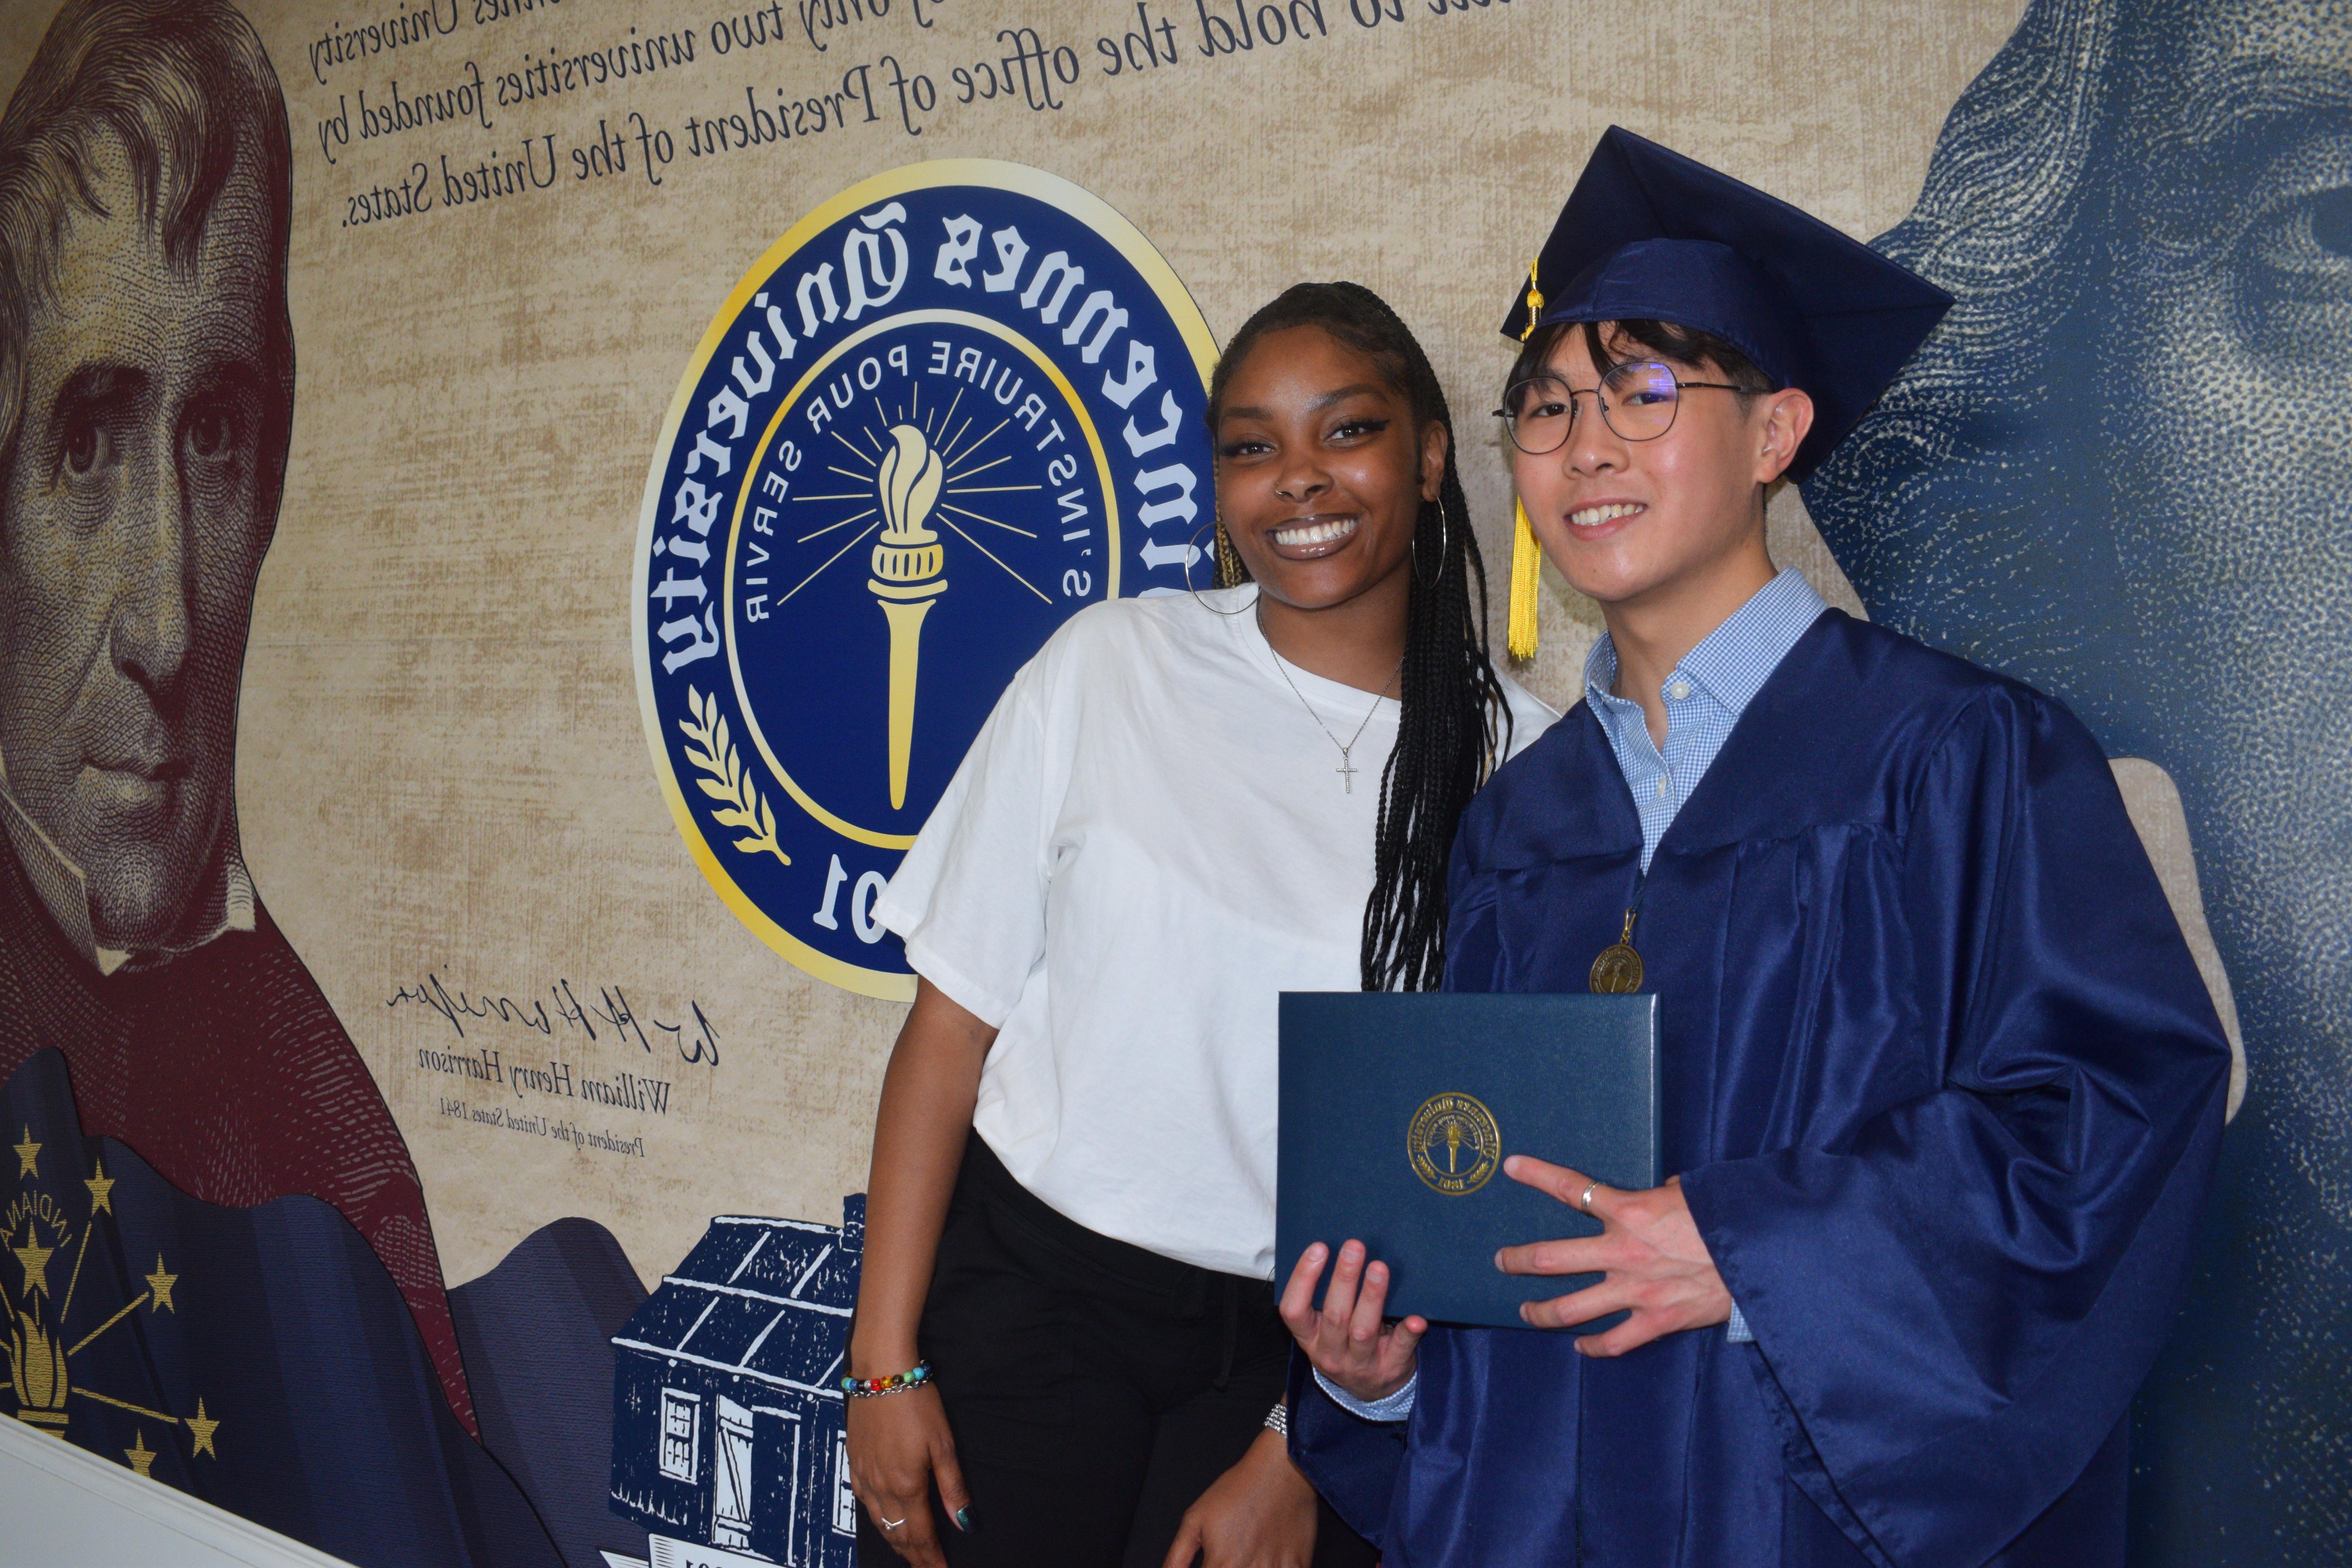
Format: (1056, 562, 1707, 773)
(858, 1138, 1378, 1568)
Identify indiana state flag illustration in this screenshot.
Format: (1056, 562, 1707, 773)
(0, 1048, 561, 1567)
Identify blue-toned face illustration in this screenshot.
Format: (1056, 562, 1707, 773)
(2101, 0, 2352, 1187)
(1804, 0, 2351, 1554)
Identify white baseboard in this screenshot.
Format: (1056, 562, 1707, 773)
(0, 1415, 354, 1567)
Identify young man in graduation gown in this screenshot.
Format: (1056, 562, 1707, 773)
(1278, 127, 2232, 1568)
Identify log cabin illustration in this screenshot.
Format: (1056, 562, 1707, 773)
(611, 1200, 864, 1566)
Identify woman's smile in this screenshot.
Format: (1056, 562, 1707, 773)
(1266, 513, 1362, 557)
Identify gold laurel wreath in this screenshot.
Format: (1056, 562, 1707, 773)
(679, 687, 791, 867)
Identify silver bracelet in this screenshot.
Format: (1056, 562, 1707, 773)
(1263, 1399, 1289, 1436)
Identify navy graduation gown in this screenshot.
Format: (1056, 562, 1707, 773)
(1289, 612, 2229, 1568)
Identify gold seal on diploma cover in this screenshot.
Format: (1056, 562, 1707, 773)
(1408, 1093, 1501, 1196)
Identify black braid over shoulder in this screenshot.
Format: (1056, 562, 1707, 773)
(1206, 282, 1512, 991)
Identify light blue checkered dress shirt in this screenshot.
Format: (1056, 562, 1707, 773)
(1314, 571, 1828, 1418)
(1583, 568, 1830, 875)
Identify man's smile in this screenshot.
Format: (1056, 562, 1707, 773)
(1568, 501, 1646, 532)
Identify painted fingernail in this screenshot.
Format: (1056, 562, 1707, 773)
(955, 1506, 974, 1533)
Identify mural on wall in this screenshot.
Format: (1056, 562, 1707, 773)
(0, 3, 1229, 1563)
(0, 0, 2343, 1560)
(0, 0, 478, 1436)
(1802, 0, 2352, 1556)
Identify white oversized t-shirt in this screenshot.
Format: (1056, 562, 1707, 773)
(875, 586, 1556, 1278)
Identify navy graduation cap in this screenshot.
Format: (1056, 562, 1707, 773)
(1497, 125, 1951, 656)
(1502, 125, 1951, 480)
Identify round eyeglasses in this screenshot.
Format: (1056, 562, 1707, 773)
(1494, 361, 1748, 454)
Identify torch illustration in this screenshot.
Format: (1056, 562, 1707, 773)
(5, 1221, 68, 1429)
(870, 424, 949, 810)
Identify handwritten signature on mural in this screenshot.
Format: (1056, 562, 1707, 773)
(385, 973, 721, 1066)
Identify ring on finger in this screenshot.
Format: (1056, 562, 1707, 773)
(1578, 1181, 1600, 1214)
(880, 1516, 906, 1530)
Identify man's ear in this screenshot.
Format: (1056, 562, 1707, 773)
(1754, 388, 1815, 485)
(1420, 419, 1450, 503)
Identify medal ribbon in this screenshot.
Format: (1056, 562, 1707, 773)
(1588, 869, 1648, 994)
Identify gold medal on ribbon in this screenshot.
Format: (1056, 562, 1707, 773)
(1589, 909, 1644, 994)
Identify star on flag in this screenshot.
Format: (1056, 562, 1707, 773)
(186, 1399, 220, 1460)
(11, 1226, 51, 1298)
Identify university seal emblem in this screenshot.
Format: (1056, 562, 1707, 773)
(634, 162, 1216, 998)
(1408, 1093, 1501, 1197)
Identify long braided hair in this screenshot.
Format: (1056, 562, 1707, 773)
(1205, 282, 1512, 992)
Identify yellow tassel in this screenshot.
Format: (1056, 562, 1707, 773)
(1508, 499, 1540, 661)
(1506, 257, 1546, 660)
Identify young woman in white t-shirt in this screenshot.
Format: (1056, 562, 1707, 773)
(846, 283, 1554, 1568)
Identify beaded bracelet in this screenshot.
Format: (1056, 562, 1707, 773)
(841, 1360, 934, 1398)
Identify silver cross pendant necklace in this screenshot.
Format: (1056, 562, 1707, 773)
(1262, 608, 1401, 794)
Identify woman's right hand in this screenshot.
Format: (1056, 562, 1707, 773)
(846, 1384, 969, 1568)
(848, 981, 995, 1564)
(1278, 1238, 1425, 1406)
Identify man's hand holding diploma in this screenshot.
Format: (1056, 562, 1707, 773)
(1280, 1153, 1735, 1396)
(1497, 1156, 1733, 1356)
(1279, 1240, 1427, 1405)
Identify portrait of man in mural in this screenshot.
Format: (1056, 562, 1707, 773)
(0, 0, 472, 1427)
(1804, 0, 2352, 1555)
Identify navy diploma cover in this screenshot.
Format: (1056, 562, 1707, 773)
(1277, 992, 1660, 1330)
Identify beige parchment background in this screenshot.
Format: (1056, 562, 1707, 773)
(0, 0, 2027, 1289)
